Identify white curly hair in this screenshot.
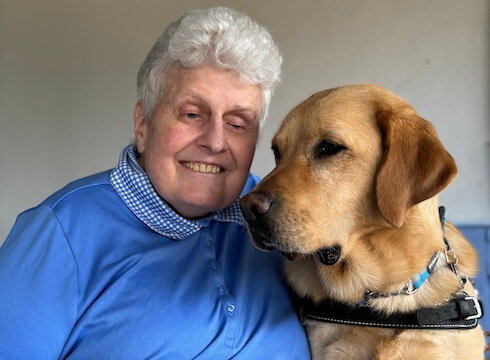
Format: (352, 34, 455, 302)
(136, 6, 282, 126)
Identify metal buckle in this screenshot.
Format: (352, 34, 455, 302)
(464, 296, 482, 320)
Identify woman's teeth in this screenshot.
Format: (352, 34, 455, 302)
(183, 162, 221, 173)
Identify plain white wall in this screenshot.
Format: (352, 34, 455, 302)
(1, 0, 489, 243)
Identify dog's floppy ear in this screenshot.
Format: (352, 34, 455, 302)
(375, 111, 457, 227)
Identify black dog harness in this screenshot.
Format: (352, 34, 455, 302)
(292, 207, 484, 330)
(293, 292, 483, 330)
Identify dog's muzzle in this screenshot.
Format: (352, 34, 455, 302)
(241, 193, 343, 265)
(240, 192, 277, 250)
(240, 192, 272, 222)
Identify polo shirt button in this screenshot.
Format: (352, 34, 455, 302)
(227, 304, 235, 314)
(218, 286, 226, 295)
(209, 261, 217, 269)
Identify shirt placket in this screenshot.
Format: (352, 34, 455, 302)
(201, 225, 237, 349)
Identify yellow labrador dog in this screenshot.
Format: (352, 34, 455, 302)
(240, 84, 485, 359)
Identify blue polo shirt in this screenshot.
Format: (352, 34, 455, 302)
(0, 145, 310, 359)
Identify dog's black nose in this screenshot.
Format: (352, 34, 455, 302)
(240, 192, 272, 222)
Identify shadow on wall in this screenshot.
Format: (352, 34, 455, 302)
(487, 0, 490, 211)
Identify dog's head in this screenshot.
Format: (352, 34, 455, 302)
(240, 84, 457, 261)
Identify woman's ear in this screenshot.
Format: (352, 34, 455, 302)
(133, 100, 147, 154)
(375, 111, 457, 227)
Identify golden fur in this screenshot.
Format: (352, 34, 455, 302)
(240, 84, 485, 359)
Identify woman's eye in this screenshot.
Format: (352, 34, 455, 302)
(230, 123, 245, 130)
(185, 113, 199, 119)
(226, 117, 248, 132)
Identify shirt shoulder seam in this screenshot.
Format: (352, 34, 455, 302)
(50, 182, 112, 209)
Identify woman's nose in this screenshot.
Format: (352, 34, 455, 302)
(196, 116, 228, 153)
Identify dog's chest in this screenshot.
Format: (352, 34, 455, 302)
(306, 323, 394, 360)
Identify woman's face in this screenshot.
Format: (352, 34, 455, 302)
(134, 65, 262, 218)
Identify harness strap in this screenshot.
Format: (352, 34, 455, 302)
(293, 293, 483, 330)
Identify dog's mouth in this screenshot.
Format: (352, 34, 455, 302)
(246, 222, 342, 266)
(282, 245, 342, 266)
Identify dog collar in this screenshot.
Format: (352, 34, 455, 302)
(361, 206, 467, 303)
(361, 250, 441, 302)
(292, 292, 483, 330)
(412, 251, 440, 288)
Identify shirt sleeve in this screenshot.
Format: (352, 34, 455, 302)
(0, 206, 78, 359)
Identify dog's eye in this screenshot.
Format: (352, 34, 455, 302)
(315, 140, 346, 158)
(271, 145, 281, 162)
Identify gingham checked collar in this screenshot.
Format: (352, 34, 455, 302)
(110, 144, 245, 240)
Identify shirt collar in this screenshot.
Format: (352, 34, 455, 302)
(110, 144, 245, 240)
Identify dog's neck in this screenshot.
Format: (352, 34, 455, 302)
(285, 197, 478, 313)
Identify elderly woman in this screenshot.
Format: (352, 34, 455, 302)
(0, 7, 310, 359)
